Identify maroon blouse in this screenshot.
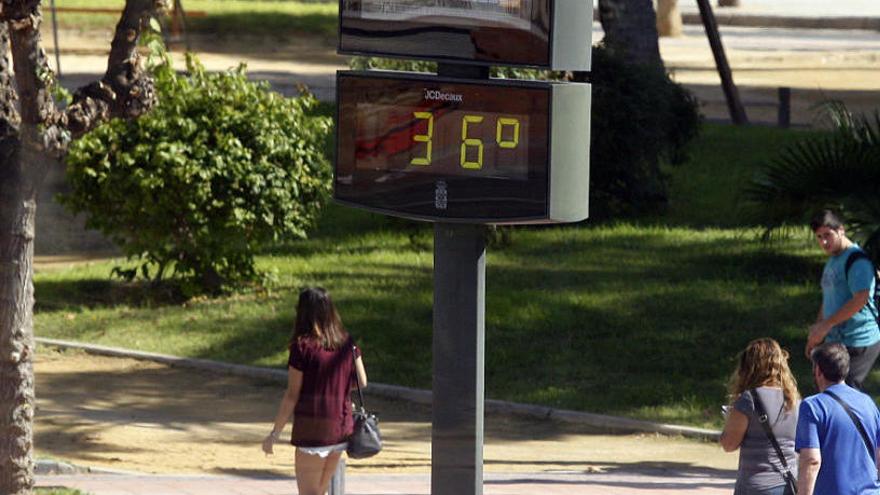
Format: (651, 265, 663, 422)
(288, 335, 361, 447)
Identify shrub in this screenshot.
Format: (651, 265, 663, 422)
(588, 45, 701, 219)
(61, 53, 332, 292)
(352, 43, 701, 219)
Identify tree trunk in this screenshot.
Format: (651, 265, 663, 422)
(0, 2, 159, 492)
(598, 0, 664, 69)
(0, 17, 34, 494)
(656, 0, 683, 38)
(0, 139, 38, 495)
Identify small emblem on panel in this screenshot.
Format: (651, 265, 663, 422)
(435, 180, 448, 210)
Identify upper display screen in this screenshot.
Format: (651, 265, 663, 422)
(339, 0, 552, 67)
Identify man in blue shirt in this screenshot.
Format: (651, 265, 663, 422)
(808, 210, 880, 389)
(796, 343, 880, 494)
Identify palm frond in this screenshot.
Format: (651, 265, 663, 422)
(742, 102, 880, 252)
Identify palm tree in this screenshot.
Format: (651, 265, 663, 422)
(744, 103, 880, 259)
(598, 0, 663, 69)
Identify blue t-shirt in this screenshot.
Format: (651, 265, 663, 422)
(822, 245, 880, 347)
(795, 383, 880, 495)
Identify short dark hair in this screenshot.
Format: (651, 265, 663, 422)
(811, 343, 850, 383)
(810, 209, 844, 233)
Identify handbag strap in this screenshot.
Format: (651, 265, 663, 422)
(824, 389, 875, 462)
(749, 389, 795, 478)
(351, 344, 366, 409)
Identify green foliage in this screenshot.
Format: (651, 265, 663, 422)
(744, 103, 880, 259)
(349, 56, 437, 74)
(61, 50, 332, 293)
(353, 44, 701, 220)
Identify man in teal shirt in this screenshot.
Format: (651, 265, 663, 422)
(808, 210, 880, 390)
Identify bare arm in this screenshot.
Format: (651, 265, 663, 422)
(807, 291, 869, 356)
(262, 366, 303, 455)
(719, 409, 749, 452)
(355, 355, 368, 388)
(797, 448, 821, 495)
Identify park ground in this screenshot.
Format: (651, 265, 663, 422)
(30, 9, 880, 490)
(35, 347, 736, 476)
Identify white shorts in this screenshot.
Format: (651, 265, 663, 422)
(297, 441, 348, 458)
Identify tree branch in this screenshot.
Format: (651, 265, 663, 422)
(65, 0, 164, 139)
(6, 3, 56, 124)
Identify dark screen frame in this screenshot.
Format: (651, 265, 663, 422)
(335, 71, 554, 223)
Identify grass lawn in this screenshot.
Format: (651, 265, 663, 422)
(34, 123, 844, 429)
(47, 0, 338, 37)
(36, 488, 89, 495)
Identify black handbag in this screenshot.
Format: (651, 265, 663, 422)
(749, 389, 798, 494)
(346, 345, 382, 459)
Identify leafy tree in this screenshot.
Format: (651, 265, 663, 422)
(588, 44, 700, 218)
(598, 0, 663, 69)
(744, 103, 880, 258)
(61, 50, 332, 292)
(0, 2, 163, 493)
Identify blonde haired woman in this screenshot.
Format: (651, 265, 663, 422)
(720, 338, 800, 495)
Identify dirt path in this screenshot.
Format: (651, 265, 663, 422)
(34, 348, 737, 477)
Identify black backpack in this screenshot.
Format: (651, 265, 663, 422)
(844, 250, 880, 324)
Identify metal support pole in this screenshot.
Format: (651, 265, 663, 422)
(49, 0, 62, 77)
(328, 457, 345, 495)
(432, 223, 485, 495)
(777, 87, 791, 128)
(171, 0, 192, 51)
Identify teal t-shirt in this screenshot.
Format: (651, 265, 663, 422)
(822, 245, 880, 347)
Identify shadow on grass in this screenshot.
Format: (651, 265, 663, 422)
(187, 12, 338, 39)
(35, 279, 188, 313)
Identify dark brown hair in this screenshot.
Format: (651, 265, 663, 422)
(728, 338, 800, 411)
(811, 342, 850, 383)
(290, 287, 348, 350)
(810, 209, 844, 233)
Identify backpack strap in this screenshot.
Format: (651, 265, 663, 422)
(845, 250, 871, 280)
(844, 249, 879, 319)
(824, 389, 875, 462)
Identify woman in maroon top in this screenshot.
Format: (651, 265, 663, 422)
(262, 287, 368, 495)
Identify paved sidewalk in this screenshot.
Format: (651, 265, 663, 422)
(675, 0, 880, 19)
(38, 469, 735, 495)
(671, 0, 880, 30)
